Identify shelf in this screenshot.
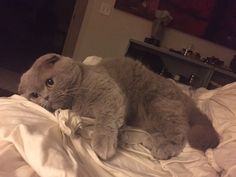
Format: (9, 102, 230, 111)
(126, 39, 236, 89)
(129, 39, 214, 70)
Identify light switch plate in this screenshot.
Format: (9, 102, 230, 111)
(99, 2, 112, 16)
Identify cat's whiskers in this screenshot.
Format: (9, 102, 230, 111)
(38, 99, 49, 110)
(58, 89, 77, 96)
(78, 86, 91, 92)
(65, 88, 79, 94)
(52, 88, 78, 101)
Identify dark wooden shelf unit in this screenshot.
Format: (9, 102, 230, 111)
(126, 39, 236, 89)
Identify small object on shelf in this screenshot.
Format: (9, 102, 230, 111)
(203, 56, 224, 66)
(151, 10, 173, 42)
(188, 74, 196, 86)
(145, 10, 172, 47)
(169, 48, 183, 55)
(162, 71, 189, 85)
(170, 48, 201, 61)
(144, 37, 160, 46)
(173, 74, 189, 85)
(173, 74, 180, 82)
(230, 55, 236, 73)
(192, 52, 201, 60)
(183, 44, 193, 56)
(185, 50, 193, 57)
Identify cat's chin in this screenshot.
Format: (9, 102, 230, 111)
(47, 107, 56, 112)
(37, 101, 55, 112)
(49, 103, 71, 112)
(40, 104, 54, 112)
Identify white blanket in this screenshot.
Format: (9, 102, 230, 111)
(1, 82, 236, 177)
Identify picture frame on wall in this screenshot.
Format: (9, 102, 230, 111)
(114, 0, 236, 50)
(114, 0, 160, 20)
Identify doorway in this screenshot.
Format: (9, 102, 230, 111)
(0, 0, 88, 95)
(0, 0, 86, 73)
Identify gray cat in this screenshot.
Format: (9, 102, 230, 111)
(18, 53, 219, 160)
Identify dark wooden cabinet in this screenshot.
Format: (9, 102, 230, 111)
(126, 39, 236, 89)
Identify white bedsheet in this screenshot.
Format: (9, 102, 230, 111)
(0, 83, 236, 177)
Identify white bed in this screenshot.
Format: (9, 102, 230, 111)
(1, 57, 236, 177)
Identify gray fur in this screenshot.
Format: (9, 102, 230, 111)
(18, 54, 219, 160)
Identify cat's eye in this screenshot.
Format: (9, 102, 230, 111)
(46, 78, 54, 87)
(30, 92, 39, 98)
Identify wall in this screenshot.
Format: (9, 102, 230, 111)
(73, 0, 236, 66)
(73, 0, 152, 61)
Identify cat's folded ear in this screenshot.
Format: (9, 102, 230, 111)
(34, 53, 61, 68)
(39, 53, 61, 65)
(45, 55, 61, 65)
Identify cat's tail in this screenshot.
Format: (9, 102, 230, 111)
(187, 108, 219, 151)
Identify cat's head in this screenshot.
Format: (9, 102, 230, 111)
(18, 53, 82, 111)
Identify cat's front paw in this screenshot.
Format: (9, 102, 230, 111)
(150, 143, 182, 160)
(91, 130, 118, 160)
(142, 135, 185, 160)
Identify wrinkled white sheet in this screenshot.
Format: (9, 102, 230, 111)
(1, 83, 236, 177)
